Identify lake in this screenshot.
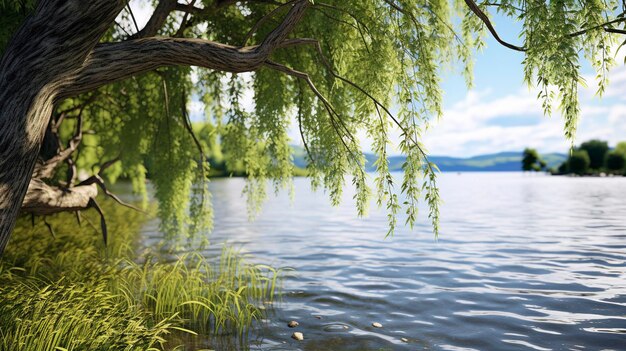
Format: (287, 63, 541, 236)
(142, 172, 626, 350)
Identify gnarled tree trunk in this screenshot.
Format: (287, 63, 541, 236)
(0, 0, 125, 253)
(0, 0, 310, 255)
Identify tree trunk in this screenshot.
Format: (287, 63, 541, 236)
(0, 0, 309, 255)
(0, 0, 125, 254)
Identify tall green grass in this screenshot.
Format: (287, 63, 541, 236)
(0, 200, 281, 350)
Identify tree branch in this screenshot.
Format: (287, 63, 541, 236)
(243, 0, 297, 46)
(463, 0, 525, 51)
(264, 60, 364, 169)
(603, 27, 626, 35)
(88, 198, 108, 246)
(133, 0, 290, 40)
(60, 0, 310, 99)
(569, 15, 626, 37)
(32, 108, 85, 179)
(21, 179, 98, 216)
(128, 0, 178, 39)
(277, 38, 437, 175)
(382, 0, 464, 48)
(175, 2, 204, 13)
(175, 0, 198, 37)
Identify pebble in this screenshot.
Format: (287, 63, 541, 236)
(401, 338, 409, 343)
(292, 332, 304, 341)
(372, 322, 383, 328)
(288, 320, 299, 328)
(315, 315, 322, 319)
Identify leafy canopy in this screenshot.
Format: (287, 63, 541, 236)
(1, 0, 624, 243)
(579, 139, 610, 170)
(568, 150, 591, 175)
(606, 151, 626, 172)
(522, 148, 546, 171)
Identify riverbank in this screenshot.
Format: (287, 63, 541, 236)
(0, 199, 280, 350)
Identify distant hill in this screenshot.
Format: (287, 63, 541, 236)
(292, 147, 567, 172)
(390, 152, 567, 172)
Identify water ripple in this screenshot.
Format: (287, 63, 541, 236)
(159, 173, 626, 350)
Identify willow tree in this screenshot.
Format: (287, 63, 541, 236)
(0, 0, 624, 253)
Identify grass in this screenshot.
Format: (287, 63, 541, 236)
(0, 199, 282, 350)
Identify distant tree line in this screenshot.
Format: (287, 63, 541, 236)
(523, 140, 626, 176)
(522, 148, 547, 172)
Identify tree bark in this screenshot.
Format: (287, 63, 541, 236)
(0, 0, 309, 255)
(22, 179, 98, 216)
(0, 0, 125, 254)
(60, 0, 310, 99)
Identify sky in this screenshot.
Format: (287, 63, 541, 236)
(422, 15, 626, 157)
(128, 3, 626, 158)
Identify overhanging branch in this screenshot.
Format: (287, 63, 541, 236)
(464, 0, 525, 52)
(60, 0, 310, 99)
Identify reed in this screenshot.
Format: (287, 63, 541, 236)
(0, 199, 281, 350)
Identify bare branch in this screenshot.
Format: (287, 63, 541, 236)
(296, 84, 315, 164)
(97, 157, 121, 175)
(603, 27, 626, 35)
(78, 167, 146, 214)
(96, 176, 146, 213)
(88, 198, 108, 246)
(66, 157, 78, 186)
(128, 0, 178, 39)
(175, 0, 198, 37)
(463, 0, 525, 52)
(43, 217, 56, 238)
(126, 3, 141, 33)
(76, 211, 83, 226)
(181, 89, 206, 164)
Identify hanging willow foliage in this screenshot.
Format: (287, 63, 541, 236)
(1, 0, 624, 245)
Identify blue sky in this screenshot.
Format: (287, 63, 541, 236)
(422, 15, 626, 157)
(129, 3, 626, 158)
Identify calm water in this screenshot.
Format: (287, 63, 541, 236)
(145, 173, 626, 350)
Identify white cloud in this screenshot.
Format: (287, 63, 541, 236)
(420, 49, 626, 157)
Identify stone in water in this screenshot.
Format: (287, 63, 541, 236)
(292, 332, 304, 341)
(372, 322, 383, 328)
(288, 320, 299, 328)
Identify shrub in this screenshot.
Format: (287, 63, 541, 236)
(568, 150, 590, 175)
(606, 151, 626, 173)
(579, 139, 608, 170)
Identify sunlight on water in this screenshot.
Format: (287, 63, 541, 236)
(142, 173, 626, 350)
